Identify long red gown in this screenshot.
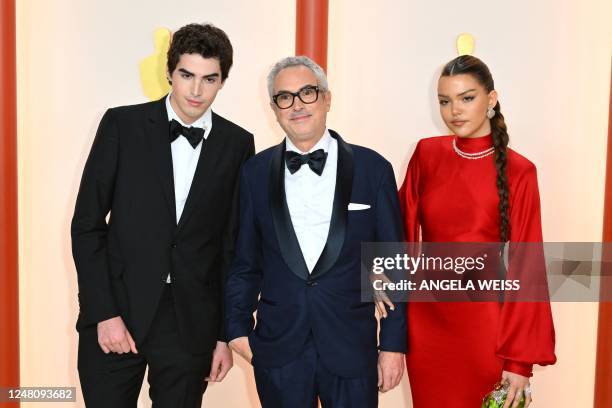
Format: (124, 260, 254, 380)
(399, 134, 556, 407)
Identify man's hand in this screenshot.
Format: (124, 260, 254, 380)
(502, 370, 531, 408)
(377, 351, 404, 393)
(228, 336, 253, 364)
(97, 316, 137, 354)
(205, 341, 233, 382)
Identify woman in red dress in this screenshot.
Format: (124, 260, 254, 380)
(398, 56, 556, 407)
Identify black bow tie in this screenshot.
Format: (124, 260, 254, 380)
(284, 149, 328, 176)
(169, 119, 205, 149)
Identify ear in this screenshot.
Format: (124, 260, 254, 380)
(166, 70, 172, 85)
(324, 90, 332, 112)
(488, 89, 498, 110)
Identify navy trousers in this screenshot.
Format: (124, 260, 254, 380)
(253, 336, 378, 408)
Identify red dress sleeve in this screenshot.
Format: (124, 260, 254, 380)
(399, 141, 421, 242)
(495, 163, 557, 377)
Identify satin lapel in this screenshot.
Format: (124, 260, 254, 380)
(310, 130, 353, 280)
(147, 97, 176, 223)
(176, 111, 225, 233)
(269, 140, 310, 281)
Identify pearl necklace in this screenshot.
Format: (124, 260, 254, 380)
(452, 138, 495, 160)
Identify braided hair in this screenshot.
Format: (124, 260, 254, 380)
(441, 55, 510, 242)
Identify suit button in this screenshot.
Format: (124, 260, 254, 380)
(171, 243, 177, 248)
(307, 281, 317, 287)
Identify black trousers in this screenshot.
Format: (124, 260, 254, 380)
(78, 285, 212, 408)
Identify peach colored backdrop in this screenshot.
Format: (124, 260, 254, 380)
(16, 0, 611, 406)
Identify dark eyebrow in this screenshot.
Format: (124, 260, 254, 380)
(457, 89, 476, 96)
(178, 68, 194, 76)
(275, 84, 318, 94)
(177, 69, 220, 79)
(438, 89, 477, 98)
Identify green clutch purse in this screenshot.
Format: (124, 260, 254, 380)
(481, 382, 526, 408)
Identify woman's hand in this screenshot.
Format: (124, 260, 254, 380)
(371, 272, 395, 318)
(501, 370, 532, 407)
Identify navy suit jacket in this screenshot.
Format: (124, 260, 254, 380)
(225, 130, 406, 377)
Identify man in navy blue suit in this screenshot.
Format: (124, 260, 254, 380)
(225, 56, 406, 407)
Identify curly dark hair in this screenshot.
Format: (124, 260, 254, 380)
(167, 23, 233, 82)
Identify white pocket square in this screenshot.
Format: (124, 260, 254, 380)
(348, 203, 371, 211)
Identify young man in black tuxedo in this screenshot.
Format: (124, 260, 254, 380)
(72, 23, 254, 407)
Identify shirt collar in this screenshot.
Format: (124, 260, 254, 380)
(165, 92, 212, 138)
(285, 129, 332, 154)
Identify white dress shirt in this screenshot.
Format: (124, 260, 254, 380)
(285, 129, 337, 272)
(165, 93, 212, 282)
(166, 93, 212, 224)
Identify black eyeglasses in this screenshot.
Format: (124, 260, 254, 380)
(272, 85, 321, 109)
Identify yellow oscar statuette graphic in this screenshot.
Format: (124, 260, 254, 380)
(456, 33, 475, 56)
(139, 28, 172, 101)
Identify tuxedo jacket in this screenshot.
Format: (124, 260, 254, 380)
(225, 130, 407, 378)
(71, 96, 254, 354)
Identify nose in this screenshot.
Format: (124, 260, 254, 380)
(191, 80, 202, 97)
(292, 95, 305, 111)
(450, 102, 461, 117)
